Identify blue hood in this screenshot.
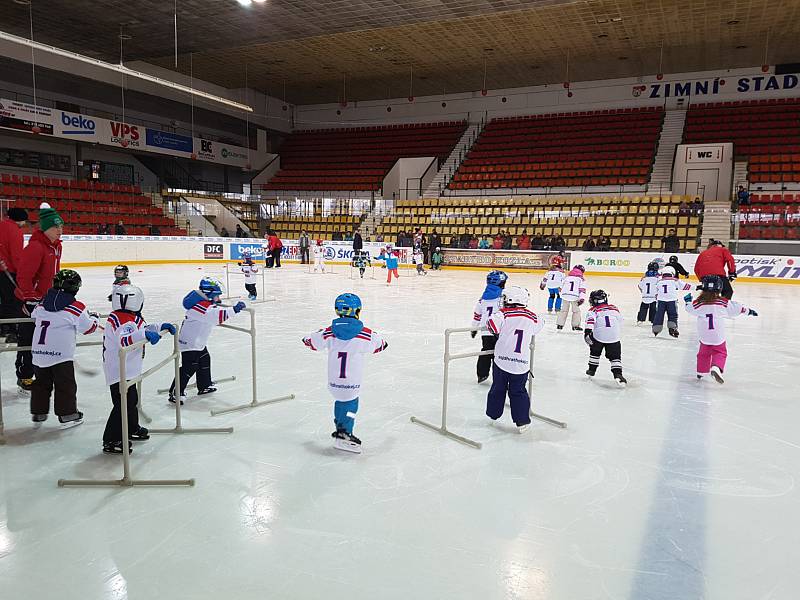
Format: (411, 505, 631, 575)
(182, 290, 207, 310)
(645, 270, 659, 277)
(43, 288, 76, 312)
(331, 317, 364, 340)
(481, 284, 503, 300)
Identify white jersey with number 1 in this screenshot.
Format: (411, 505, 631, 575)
(487, 307, 544, 375)
(585, 304, 623, 343)
(303, 326, 388, 400)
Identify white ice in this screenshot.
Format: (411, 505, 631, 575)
(1, 262, 798, 600)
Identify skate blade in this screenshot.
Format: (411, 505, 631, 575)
(517, 424, 531, 434)
(334, 439, 362, 454)
(616, 380, 628, 388)
(59, 419, 84, 430)
(710, 371, 724, 384)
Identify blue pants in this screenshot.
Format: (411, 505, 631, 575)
(486, 363, 530, 426)
(334, 398, 359, 434)
(547, 288, 562, 311)
(652, 300, 678, 334)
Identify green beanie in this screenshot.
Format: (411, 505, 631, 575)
(38, 203, 64, 231)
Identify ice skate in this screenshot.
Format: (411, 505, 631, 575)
(572, 326, 583, 331)
(168, 393, 187, 405)
(517, 423, 531, 434)
(556, 325, 563, 330)
(585, 368, 595, 377)
(477, 375, 489, 384)
(31, 414, 47, 428)
(17, 377, 33, 392)
(103, 440, 132, 454)
(668, 328, 679, 338)
(710, 366, 724, 384)
(58, 412, 84, 429)
(332, 429, 362, 454)
(130, 426, 150, 441)
(197, 386, 217, 395)
(248, 294, 257, 301)
(547, 309, 553, 313)
(614, 373, 628, 387)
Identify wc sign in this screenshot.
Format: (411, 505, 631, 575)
(686, 146, 723, 163)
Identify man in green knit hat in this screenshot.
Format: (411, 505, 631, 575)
(14, 203, 64, 392)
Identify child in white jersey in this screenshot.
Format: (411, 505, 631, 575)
(584, 290, 627, 386)
(539, 264, 565, 313)
(102, 285, 176, 454)
(30, 269, 99, 427)
(470, 270, 508, 383)
(168, 277, 246, 404)
(312, 239, 326, 273)
(239, 253, 259, 300)
(413, 247, 427, 276)
(556, 265, 586, 331)
(684, 275, 758, 384)
(302, 293, 388, 453)
(107, 264, 130, 302)
(653, 265, 693, 337)
(485, 285, 544, 432)
(637, 261, 660, 325)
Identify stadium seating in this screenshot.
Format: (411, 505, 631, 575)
(0, 173, 186, 235)
(683, 99, 800, 183)
(738, 193, 800, 240)
(449, 107, 663, 190)
(377, 195, 700, 252)
(268, 214, 361, 241)
(262, 122, 467, 192)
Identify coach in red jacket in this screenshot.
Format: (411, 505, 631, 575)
(13, 203, 63, 390)
(0, 207, 28, 341)
(694, 239, 737, 299)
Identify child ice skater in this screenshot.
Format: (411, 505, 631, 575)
(556, 265, 586, 331)
(312, 239, 326, 273)
(239, 253, 259, 300)
(584, 290, 627, 386)
(107, 264, 130, 301)
(684, 275, 758, 384)
(102, 285, 176, 454)
(637, 261, 660, 325)
(168, 277, 246, 404)
(302, 293, 388, 453)
(653, 265, 693, 337)
(352, 250, 371, 278)
(431, 247, 444, 270)
(470, 270, 507, 383)
(30, 269, 99, 427)
(413, 246, 427, 276)
(485, 285, 544, 433)
(375, 244, 400, 285)
(539, 263, 565, 313)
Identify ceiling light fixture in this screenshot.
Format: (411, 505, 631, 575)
(236, 0, 252, 6)
(0, 29, 253, 112)
(727, 19, 740, 25)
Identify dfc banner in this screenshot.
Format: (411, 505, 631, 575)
(442, 249, 567, 270)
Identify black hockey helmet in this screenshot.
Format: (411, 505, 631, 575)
(669, 255, 679, 263)
(700, 274, 725, 293)
(114, 264, 129, 277)
(53, 269, 82, 295)
(589, 289, 608, 306)
(647, 261, 660, 272)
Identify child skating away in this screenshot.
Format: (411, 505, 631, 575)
(239, 253, 259, 300)
(168, 277, 246, 405)
(485, 285, 544, 433)
(302, 293, 388, 453)
(584, 290, 627, 387)
(637, 261, 660, 325)
(30, 269, 99, 427)
(556, 265, 586, 331)
(684, 275, 758, 384)
(470, 270, 508, 383)
(312, 239, 326, 273)
(413, 247, 427, 276)
(102, 285, 176, 454)
(351, 250, 371, 278)
(653, 265, 693, 338)
(375, 244, 400, 285)
(431, 247, 444, 270)
(539, 264, 565, 313)
(107, 264, 130, 301)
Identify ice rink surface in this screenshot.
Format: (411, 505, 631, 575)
(1, 262, 798, 600)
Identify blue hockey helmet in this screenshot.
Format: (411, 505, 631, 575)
(486, 270, 508, 287)
(335, 293, 362, 318)
(700, 274, 725, 293)
(199, 276, 223, 299)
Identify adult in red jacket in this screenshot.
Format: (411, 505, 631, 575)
(14, 203, 63, 390)
(265, 231, 282, 268)
(694, 239, 736, 299)
(0, 207, 29, 341)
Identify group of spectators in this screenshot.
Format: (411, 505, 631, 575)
(678, 197, 705, 216)
(581, 236, 613, 251)
(96, 220, 128, 236)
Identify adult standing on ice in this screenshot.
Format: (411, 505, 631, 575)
(694, 239, 737, 299)
(0, 207, 28, 342)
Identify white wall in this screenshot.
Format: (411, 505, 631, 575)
(672, 143, 734, 201)
(296, 66, 800, 128)
(382, 157, 436, 200)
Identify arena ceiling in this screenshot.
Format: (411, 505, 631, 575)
(2, 0, 799, 105)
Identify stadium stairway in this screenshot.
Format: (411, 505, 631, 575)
(700, 200, 733, 246)
(423, 122, 484, 197)
(647, 109, 687, 194)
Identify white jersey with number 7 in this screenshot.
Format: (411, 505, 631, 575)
(303, 325, 388, 400)
(685, 298, 749, 346)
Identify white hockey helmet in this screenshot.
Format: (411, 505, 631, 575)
(503, 285, 530, 307)
(112, 284, 145, 313)
(662, 265, 676, 277)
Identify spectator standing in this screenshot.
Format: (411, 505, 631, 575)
(235, 224, 245, 238)
(14, 203, 64, 391)
(0, 207, 28, 342)
(694, 239, 737, 299)
(299, 230, 310, 264)
(582, 237, 596, 251)
(266, 231, 283, 268)
(662, 228, 681, 253)
(352, 231, 363, 254)
(429, 229, 442, 256)
(220, 227, 230, 237)
(736, 186, 750, 207)
(690, 197, 704, 215)
(517, 230, 531, 250)
(115, 221, 126, 236)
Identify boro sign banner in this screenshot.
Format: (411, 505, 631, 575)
(442, 249, 568, 270)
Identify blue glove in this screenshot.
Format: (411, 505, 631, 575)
(145, 330, 161, 345)
(748, 308, 758, 316)
(683, 293, 693, 303)
(233, 301, 246, 313)
(160, 322, 176, 335)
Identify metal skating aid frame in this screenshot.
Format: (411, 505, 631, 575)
(209, 307, 295, 416)
(306, 258, 337, 275)
(0, 317, 104, 446)
(155, 376, 236, 395)
(349, 263, 376, 280)
(526, 337, 567, 429)
(58, 329, 233, 488)
(221, 264, 276, 303)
